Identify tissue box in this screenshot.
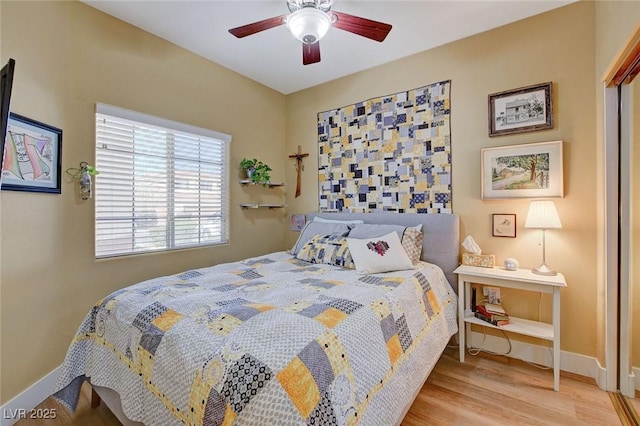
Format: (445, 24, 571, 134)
(462, 253, 495, 268)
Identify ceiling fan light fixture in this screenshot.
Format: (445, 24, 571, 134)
(286, 8, 331, 44)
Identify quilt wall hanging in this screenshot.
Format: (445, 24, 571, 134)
(317, 80, 452, 213)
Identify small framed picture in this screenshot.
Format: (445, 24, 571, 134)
(488, 82, 552, 137)
(492, 214, 516, 238)
(2, 113, 62, 194)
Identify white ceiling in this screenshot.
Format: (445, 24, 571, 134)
(82, 0, 575, 95)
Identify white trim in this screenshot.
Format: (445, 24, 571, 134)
(595, 357, 608, 391)
(0, 367, 59, 426)
(633, 367, 640, 392)
(468, 330, 603, 385)
(619, 83, 634, 398)
(603, 85, 619, 392)
(626, 370, 638, 395)
(95, 103, 232, 143)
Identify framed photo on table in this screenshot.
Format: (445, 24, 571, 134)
(492, 214, 516, 238)
(488, 82, 552, 137)
(481, 140, 563, 199)
(2, 113, 62, 194)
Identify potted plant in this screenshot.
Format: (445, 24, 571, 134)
(240, 158, 272, 186)
(65, 161, 100, 200)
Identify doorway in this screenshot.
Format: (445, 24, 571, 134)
(603, 25, 640, 398)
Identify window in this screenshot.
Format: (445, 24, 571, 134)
(95, 104, 230, 258)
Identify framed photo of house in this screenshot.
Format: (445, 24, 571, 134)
(492, 213, 516, 238)
(481, 140, 563, 199)
(488, 82, 553, 137)
(1, 113, 62, 194)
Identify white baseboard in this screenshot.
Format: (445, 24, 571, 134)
(0, 367, 59, 426)
(591, 356, 638, 394)
(468, 330, 601, 384)
(595, 357, 610, 391)
(618, 370, 637, 397)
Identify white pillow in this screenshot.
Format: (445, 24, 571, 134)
(312, 216, 365, 225)
(346, 231, 414, 274)
(348, 223, 423, 264)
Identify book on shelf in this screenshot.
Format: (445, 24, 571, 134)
(474, 303, 510, 326)
(474, 311, 510, 326)
(475, 304, 509, 320)
(485, 303, 506, 315)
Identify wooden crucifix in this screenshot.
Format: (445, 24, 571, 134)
(288, 145, 309, 198)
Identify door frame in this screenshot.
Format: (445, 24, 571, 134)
(602, 24, 640, 397)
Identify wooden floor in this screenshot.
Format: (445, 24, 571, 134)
(403, 347, 633, 426)
(16, 347, 636, 425)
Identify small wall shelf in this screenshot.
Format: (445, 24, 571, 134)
(239, 179, 285, 210)
(240, 203, 285, 209)
(239, 180, 285, 188)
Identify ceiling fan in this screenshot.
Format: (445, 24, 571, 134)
(228, 0, 392, 65)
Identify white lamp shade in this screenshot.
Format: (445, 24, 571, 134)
(286, 8, 332, 44)
(525, 200, 562, 229)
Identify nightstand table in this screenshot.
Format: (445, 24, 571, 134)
(454, 264, 567, 391)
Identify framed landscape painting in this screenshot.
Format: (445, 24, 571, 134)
(488, 82, 553, 137)
(481, 140, 563, 199)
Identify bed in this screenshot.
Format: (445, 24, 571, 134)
(54, 212, 459, 425)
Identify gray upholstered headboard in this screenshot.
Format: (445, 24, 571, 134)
(306, 212, 460, 287)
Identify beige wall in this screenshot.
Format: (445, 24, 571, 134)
(0, 1, 286, 403)
(286, 2, 598, 355)
(594, 0, 640, 372)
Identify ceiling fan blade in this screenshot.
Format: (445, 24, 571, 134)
(229, 15, 288, 38)
(330, 11, 392, 42)
(303, 42, 321, 65)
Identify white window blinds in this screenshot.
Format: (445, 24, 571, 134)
(95, 104, 230, 258)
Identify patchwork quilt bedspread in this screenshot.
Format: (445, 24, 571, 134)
(54, 252, 457, 425)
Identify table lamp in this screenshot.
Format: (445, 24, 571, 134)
(524, 200, 562, 276)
